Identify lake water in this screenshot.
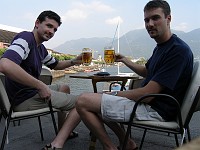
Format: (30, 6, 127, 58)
(52, 66, 134, 95)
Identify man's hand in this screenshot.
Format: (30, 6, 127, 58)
(37, 82, 52, 102)
(115, 53, 126, 62)
(72, 54, 83, 65)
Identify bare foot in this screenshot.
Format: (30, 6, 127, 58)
(119, 138, 137, 150)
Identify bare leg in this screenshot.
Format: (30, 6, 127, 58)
(104, 121, 137, 150)
(46, 85, 80, 148)
(76, 93, 117, 150)
(57, 84, 70, 130)
(57, 111, 68, 130)
(51, 108, 81, 148)
(76, 93, 137, 150)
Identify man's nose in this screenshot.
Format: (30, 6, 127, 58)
(148, 19, 154, 26)
(47, 27, 54, 34)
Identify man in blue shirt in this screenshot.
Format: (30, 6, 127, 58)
(76, 1, 193, 150)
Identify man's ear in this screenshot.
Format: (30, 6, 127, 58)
(167, 14, 171, 25)
(34, 19, 40, 29)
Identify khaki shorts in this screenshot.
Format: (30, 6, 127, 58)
(14, 84, 78, 112)
(101, 93, 164, 122)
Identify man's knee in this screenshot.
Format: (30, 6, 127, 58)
(76, 93, 91, 110)
(76, 93, 86, 106)
(59, 84, 70, 93)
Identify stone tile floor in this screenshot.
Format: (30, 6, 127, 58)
(0, 112, 199, 150)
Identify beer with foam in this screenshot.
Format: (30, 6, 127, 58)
(82, 48, 92, 65)
(104, 46, 115, 65)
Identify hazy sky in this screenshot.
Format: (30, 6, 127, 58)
(0, 0, 199, 49)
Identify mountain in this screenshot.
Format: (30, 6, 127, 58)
(54, 28, 200, 59)
(179, 28, 200, 57)
(54, 37, 112, 57)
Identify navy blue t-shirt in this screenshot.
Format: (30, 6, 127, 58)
(142, 34, 193, 121)
(2, 31, 58, 105)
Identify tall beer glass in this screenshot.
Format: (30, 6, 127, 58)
(82, 48, 92, 65)
(104, 46, 115, 65)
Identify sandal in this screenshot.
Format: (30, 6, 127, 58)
(68, 131, 78, 139)
(41, 144, 62, 150)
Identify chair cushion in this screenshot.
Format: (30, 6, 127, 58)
(11, 108, 59, 118)
(132, 120, 180, 131)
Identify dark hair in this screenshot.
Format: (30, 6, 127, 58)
(37, 10, 62, 26)
(144, 0, 171, 17)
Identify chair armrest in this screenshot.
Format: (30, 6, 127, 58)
(128, 94, 183, 129)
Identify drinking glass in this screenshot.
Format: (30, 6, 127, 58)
(104, 46, 115, 65)
(82, 48, 92, 65)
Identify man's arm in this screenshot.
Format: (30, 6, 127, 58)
(0, 58, 51, 100)
(53, 54, 83, 70)
(53, 59, 75, 70)
(115, 53, 147, 77)
(116, 80, 163, 103)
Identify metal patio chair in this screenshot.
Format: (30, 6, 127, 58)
(0, 108, 2, 123)
(186, 80, 200, 141)
(109, 77, 144, 91)
(0, 67, 53, 126)
(39, 67, 53, 85)
(0, 68, 59, 150)
(121, 60, 200, 150)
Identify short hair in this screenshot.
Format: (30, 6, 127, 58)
(37, 10, 62, 26)
(144, 0, 171, 17)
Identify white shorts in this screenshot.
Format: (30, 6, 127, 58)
(101, 93, 164, 122)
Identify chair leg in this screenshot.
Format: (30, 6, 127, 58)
(187, 126, 191, 141)
(181, 128, 186, 145)
(1, 117, 11, 150)
(122, 125, 132, 150)
(174, 134, 179, 147)
(18, 120, 21, 126)
(139, 129, 147, 150)
(48, 101, 58, 135)
(0, 113, 2, 123)
(38, 116, 44, 141)
(13, 121, 16, 126)
(49, 111, 58, 135)
(12, 120, 21, 126)
(119, 124, 132, 138)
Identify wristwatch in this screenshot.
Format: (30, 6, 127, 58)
(110, 91, 118, 96)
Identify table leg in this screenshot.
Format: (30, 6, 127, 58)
(120, 79, 127, 91)
(92, 80, 98, 93)
(120, 79, 128, 131)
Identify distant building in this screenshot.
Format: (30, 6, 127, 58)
(0, 29, 17, 48)
(97, 54, 102, 61)
(47, 48, 63, 56)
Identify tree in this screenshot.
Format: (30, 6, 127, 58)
(52, 54, 76, 61)
(135, 57, 147, 65)
(0, 48, 6, 57)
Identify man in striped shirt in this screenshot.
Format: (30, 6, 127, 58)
(0, 10, 82, 149)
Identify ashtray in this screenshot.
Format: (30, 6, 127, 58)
(94, 72, 110, 76)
